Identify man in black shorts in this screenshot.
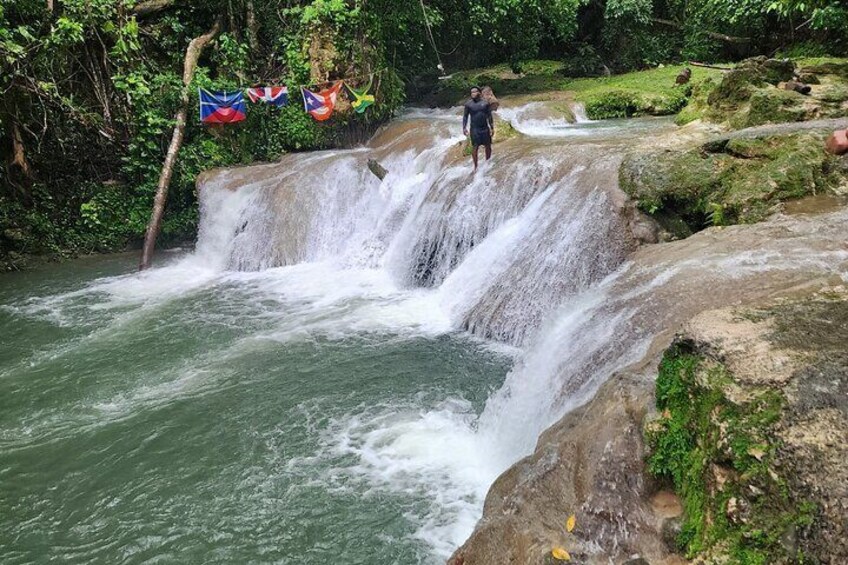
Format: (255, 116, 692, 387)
(462, 86, 494, 172)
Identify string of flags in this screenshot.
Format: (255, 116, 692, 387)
(198, 80, 375, 125)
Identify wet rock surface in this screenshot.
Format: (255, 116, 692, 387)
(448, 372, 682, 565)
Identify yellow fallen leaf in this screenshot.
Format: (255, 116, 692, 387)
(566, 514, 576, 532)
(551, 547, 571, 561)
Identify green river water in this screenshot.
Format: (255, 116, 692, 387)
(0, 253, 512, 564)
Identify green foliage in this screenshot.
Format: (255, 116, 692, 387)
(1, 0, 409, 267)
(570, 65, 714, 118)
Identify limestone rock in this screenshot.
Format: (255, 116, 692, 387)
(646, 294, 848, 563)
(679, 56, 848, 128)
(449, 373, 682, 565)
(620, 129, 847, 237)
(366, 158, 388, 180)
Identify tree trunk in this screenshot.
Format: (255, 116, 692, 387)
(10, 121, 31, 179)
(651, 18, 750, 44)
(246, 1, 259, 52)
(139, 20, 221, 271)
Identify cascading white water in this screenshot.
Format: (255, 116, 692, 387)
(198, 108, 651, 346)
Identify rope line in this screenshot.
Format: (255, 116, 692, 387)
(418, 0, 445, 73)
(210, 71, 383, 95)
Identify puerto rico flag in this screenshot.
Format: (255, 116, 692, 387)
(247, 86, 289, 107)
(302, 82, 343, 121)
(199, 89, 246, 124)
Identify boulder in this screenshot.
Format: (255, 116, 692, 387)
(620, 131, 843, 237)
(826, 129, 848, 155)
(366, 157, 388, 180)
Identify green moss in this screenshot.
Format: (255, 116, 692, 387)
(796, 58, 848, 78)
(646, 343, 816, 564)
(583, 90, 640, 119)
(570, 65, 721, 119)
(675, 78, 717, 125)
(731, 89, 808, 128)
(621, 131, 843, 237)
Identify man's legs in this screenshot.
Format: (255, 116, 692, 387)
(484, 143, 492, 161)
(472, 144, 480, 171)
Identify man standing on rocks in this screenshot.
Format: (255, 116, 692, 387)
(462, 86, 494, 172)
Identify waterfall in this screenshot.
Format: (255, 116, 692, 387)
(190, 106, 848, 559)
(197, 107, 647, 345)
(6, 104, 847, 564)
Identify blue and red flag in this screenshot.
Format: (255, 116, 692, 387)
(247, 86, 289, 107)
(199, 89, 246, 124)
(302, 82, 343, 121)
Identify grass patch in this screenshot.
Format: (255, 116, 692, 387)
(566, 65, 724, 119)
(423, 60, 723, 117)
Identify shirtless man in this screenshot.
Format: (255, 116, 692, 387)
(462, 86, 494, 172)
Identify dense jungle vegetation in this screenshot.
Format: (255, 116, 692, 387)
(2, 0, 847, 269)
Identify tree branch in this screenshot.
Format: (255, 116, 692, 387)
(651, 18, 751, 44)
(132, 0, 175, 17)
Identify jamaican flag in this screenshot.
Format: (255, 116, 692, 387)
(345, 81, 375, 113)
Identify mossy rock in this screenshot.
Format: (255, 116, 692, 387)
(620, 132, 843, 238)
(731, 88, 809, 129)
(708, 58, 794, 107)
(646, 296, 848, 563)
(584, 87, 688, 120)
(645, 342, 808, 564)
(676, 56, 848, 128)
(815, 77, 848, 103)
(798, 59, 848, 79)
(708, 69, 759, 108)
(676, 78, 718, 126)
(549, 102, 577, 123)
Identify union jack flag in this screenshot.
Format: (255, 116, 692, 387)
(246, 86, 289, 107)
